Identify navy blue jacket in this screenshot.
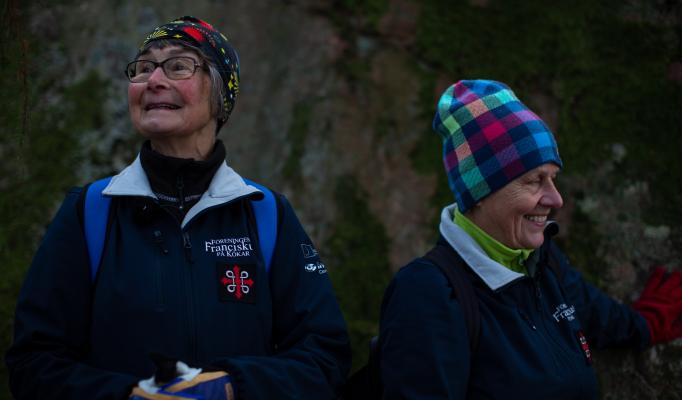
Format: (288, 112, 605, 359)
(6, 157, 351, 399)
(379, 204, 649, 399)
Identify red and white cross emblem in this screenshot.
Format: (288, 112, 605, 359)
(221, 265, 254, 300)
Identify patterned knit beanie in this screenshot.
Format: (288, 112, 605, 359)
(433, 80, 562, 213)
(139, 16, 240, 129)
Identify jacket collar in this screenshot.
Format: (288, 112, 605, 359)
(102, 155, 262, 228)
(439, 203, 525, 291)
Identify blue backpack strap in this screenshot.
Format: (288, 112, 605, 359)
(84, 176, 113, 281)
(243, 179, 278, 273)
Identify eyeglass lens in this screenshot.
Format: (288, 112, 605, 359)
(126, 57, 198, 82)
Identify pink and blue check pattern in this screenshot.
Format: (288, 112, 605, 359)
(433, 80, 562, 213)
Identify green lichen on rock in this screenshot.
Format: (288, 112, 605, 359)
(325, 175, 392, 371)
(409, 70, 454, 230)
(339, 0, 390, 30)
(327, 0, 389, 83)
(282, 100, 313, 188)
(0, 2, 111, 396)
(414, 0, 682, 228)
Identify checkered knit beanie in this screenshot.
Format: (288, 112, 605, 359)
(140, 16, 240, 127)
(433, 80, 562, 213)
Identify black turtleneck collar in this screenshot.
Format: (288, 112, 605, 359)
(140, 140, 226, 220)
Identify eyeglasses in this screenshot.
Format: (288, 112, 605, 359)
(125, 56, 203, 83)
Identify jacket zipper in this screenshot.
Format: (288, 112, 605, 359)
(518, 309, 537, 330)
(532, 276, 542, 311)
(176, 175, 185, 213)
(174, 192, 255, 362)
(173, 172, 198, 362)
(179, 227, 198, 361)
(529, 278, 564, 373)
(152, 230, 168, 311)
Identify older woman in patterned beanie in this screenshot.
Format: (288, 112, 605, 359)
(6, 16, 350, 400)
(377, 79, 682, 399)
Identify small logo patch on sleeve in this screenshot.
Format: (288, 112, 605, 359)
(304, 261, 327, 274)
(301, 243, 318, 258)
(576, 330, 593, 365)
(216, 263, 257, 304)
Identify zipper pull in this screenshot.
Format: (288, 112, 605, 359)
(182, 231, 194, 264)
(153, 230, 169, 254)
(176, 175, 185, 211)
(182, 231, 192, 249)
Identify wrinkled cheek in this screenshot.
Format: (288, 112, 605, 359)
(128, 105, 141, 130)
(127, 87, 142, 127)
(127, 84, 138, 106)
(513, 219, 532, 248)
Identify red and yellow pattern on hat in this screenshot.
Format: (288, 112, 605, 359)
(140, 16, 240, 122)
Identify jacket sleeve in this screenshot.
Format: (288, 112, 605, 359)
(5, 189, 139, 400)
(549, 241, 651, 350)
(379, 260, 471, 399)
(209, 194, 351, 399)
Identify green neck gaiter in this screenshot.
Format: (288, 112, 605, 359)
(454, 208, 532, 274)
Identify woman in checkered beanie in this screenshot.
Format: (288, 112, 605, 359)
(376, 80, 682, 399)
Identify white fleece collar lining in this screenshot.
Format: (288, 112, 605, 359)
(102, 155, 261, 228)
(439, 203, 525, 291)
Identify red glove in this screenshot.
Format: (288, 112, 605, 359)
(632, 266, 682, 344)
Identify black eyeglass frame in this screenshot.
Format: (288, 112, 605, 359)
(124, 56, 204, 83)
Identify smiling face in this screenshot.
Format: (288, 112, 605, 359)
(465, 163, 564, 250)
(128, 45, 216, 150)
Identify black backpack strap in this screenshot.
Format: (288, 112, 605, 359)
(367, 336, 380, 397)
(423, 243, 481, 353)
(342, 244, 481, 400)
(340, 336, 381, 399)
(545, 245, 563, 282)
(540, 222, 563, 283)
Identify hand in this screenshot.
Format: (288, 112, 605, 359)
(632, 266, 682, 344)
(129, 359, 233, 400)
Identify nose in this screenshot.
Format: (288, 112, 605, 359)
(146, 65, 170, 87)
(540, 179, 564, 209)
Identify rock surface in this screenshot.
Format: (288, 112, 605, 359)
(2, 1, 680, 398)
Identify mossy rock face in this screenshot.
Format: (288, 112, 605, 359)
(325, 175, 392, 371)
(2, 1, 681, 399)
(415, 0, 682, 228)
(1, 3, 113, 398)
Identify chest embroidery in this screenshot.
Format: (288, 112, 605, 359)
(216, 263, 257, 304)
(552, 303, 576, 322)
(205, 236, 253, 258)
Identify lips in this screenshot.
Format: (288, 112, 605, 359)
(145, 102, 181, 110)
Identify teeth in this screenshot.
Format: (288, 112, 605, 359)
(147, 104, 179, 110)
(525, 215, 547, 223)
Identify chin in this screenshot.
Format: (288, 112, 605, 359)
(141, 128, 177, 137)
(521, 236, 545, 250)
(137, 121, 181, 137)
